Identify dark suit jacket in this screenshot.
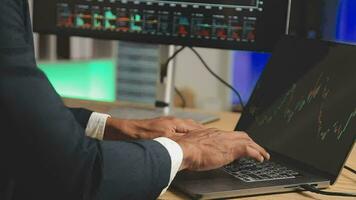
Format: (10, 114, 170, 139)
(0, 1, 171, 199)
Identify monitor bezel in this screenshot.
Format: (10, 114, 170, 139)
(33, 0, 291, 52)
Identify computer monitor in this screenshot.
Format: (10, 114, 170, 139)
(32, 0, 292, 123)
(33, 0, 291, 52)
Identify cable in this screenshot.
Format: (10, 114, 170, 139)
(175, 87, 187, 109)
(300, 184, 356, 197)
(158, 47, 186, 108)
(160, 46, 245, 110)
(344, 165, 356, 174)
(188, 47, 245, 110)
(160, 46, 186, 83)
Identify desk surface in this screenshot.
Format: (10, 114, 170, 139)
(64, 99, 356, 200)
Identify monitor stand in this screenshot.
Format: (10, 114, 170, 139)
(108, 45, 220, 124)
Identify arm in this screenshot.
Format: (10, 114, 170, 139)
(0, 2, 269, 199)
(68, 108, 93, 129)
(0, 0, 171, 198)
(0, 67, 171, 200)
(0, 0, 101, 135)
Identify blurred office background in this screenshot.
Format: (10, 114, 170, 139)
(29, 0, 356, 112)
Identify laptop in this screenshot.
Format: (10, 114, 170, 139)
(172, 36, 356, 200)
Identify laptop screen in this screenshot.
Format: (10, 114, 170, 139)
(236, 36, 356, 183)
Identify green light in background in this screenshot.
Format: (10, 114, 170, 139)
(38, 59, 116, 102)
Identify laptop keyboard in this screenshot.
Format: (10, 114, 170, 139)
(223, 158, 300, 183)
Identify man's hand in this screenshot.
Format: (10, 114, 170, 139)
(104, 117, 204, 140)
(174, 128, 270, 171)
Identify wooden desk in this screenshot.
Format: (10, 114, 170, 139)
(64, 99, 356, 200)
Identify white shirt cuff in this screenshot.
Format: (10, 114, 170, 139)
(85, 112, 111, 140)
(154, 137, 184, 195)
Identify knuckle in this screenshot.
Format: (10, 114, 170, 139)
(243, 146, 249, 156)
(238, 132, 248, 137)
(242, 133, 253, 140)
(212, 129, 222, 134)
(164, 127, 175, 133)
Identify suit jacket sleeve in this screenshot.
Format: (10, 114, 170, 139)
(0, 0, 92, 131)
(68, 108, 93, 130)
(0, 1, 171, 199)
(0, 65, 171, 200)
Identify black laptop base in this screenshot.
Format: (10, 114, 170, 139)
(173, 148, 331, 199)
(172, 164, 329, 200)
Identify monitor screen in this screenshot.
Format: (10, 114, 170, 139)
(236, 36, 356, 183)
(33, 0, 291, 51)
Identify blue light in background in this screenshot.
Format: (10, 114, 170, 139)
(336, 0, 356, 43)
(232, 0, 356, 106)
(232, 51, 270, 105)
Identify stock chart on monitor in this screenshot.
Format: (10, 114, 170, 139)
(237, 36, 356, 178)
(33, 0, 290, 51)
